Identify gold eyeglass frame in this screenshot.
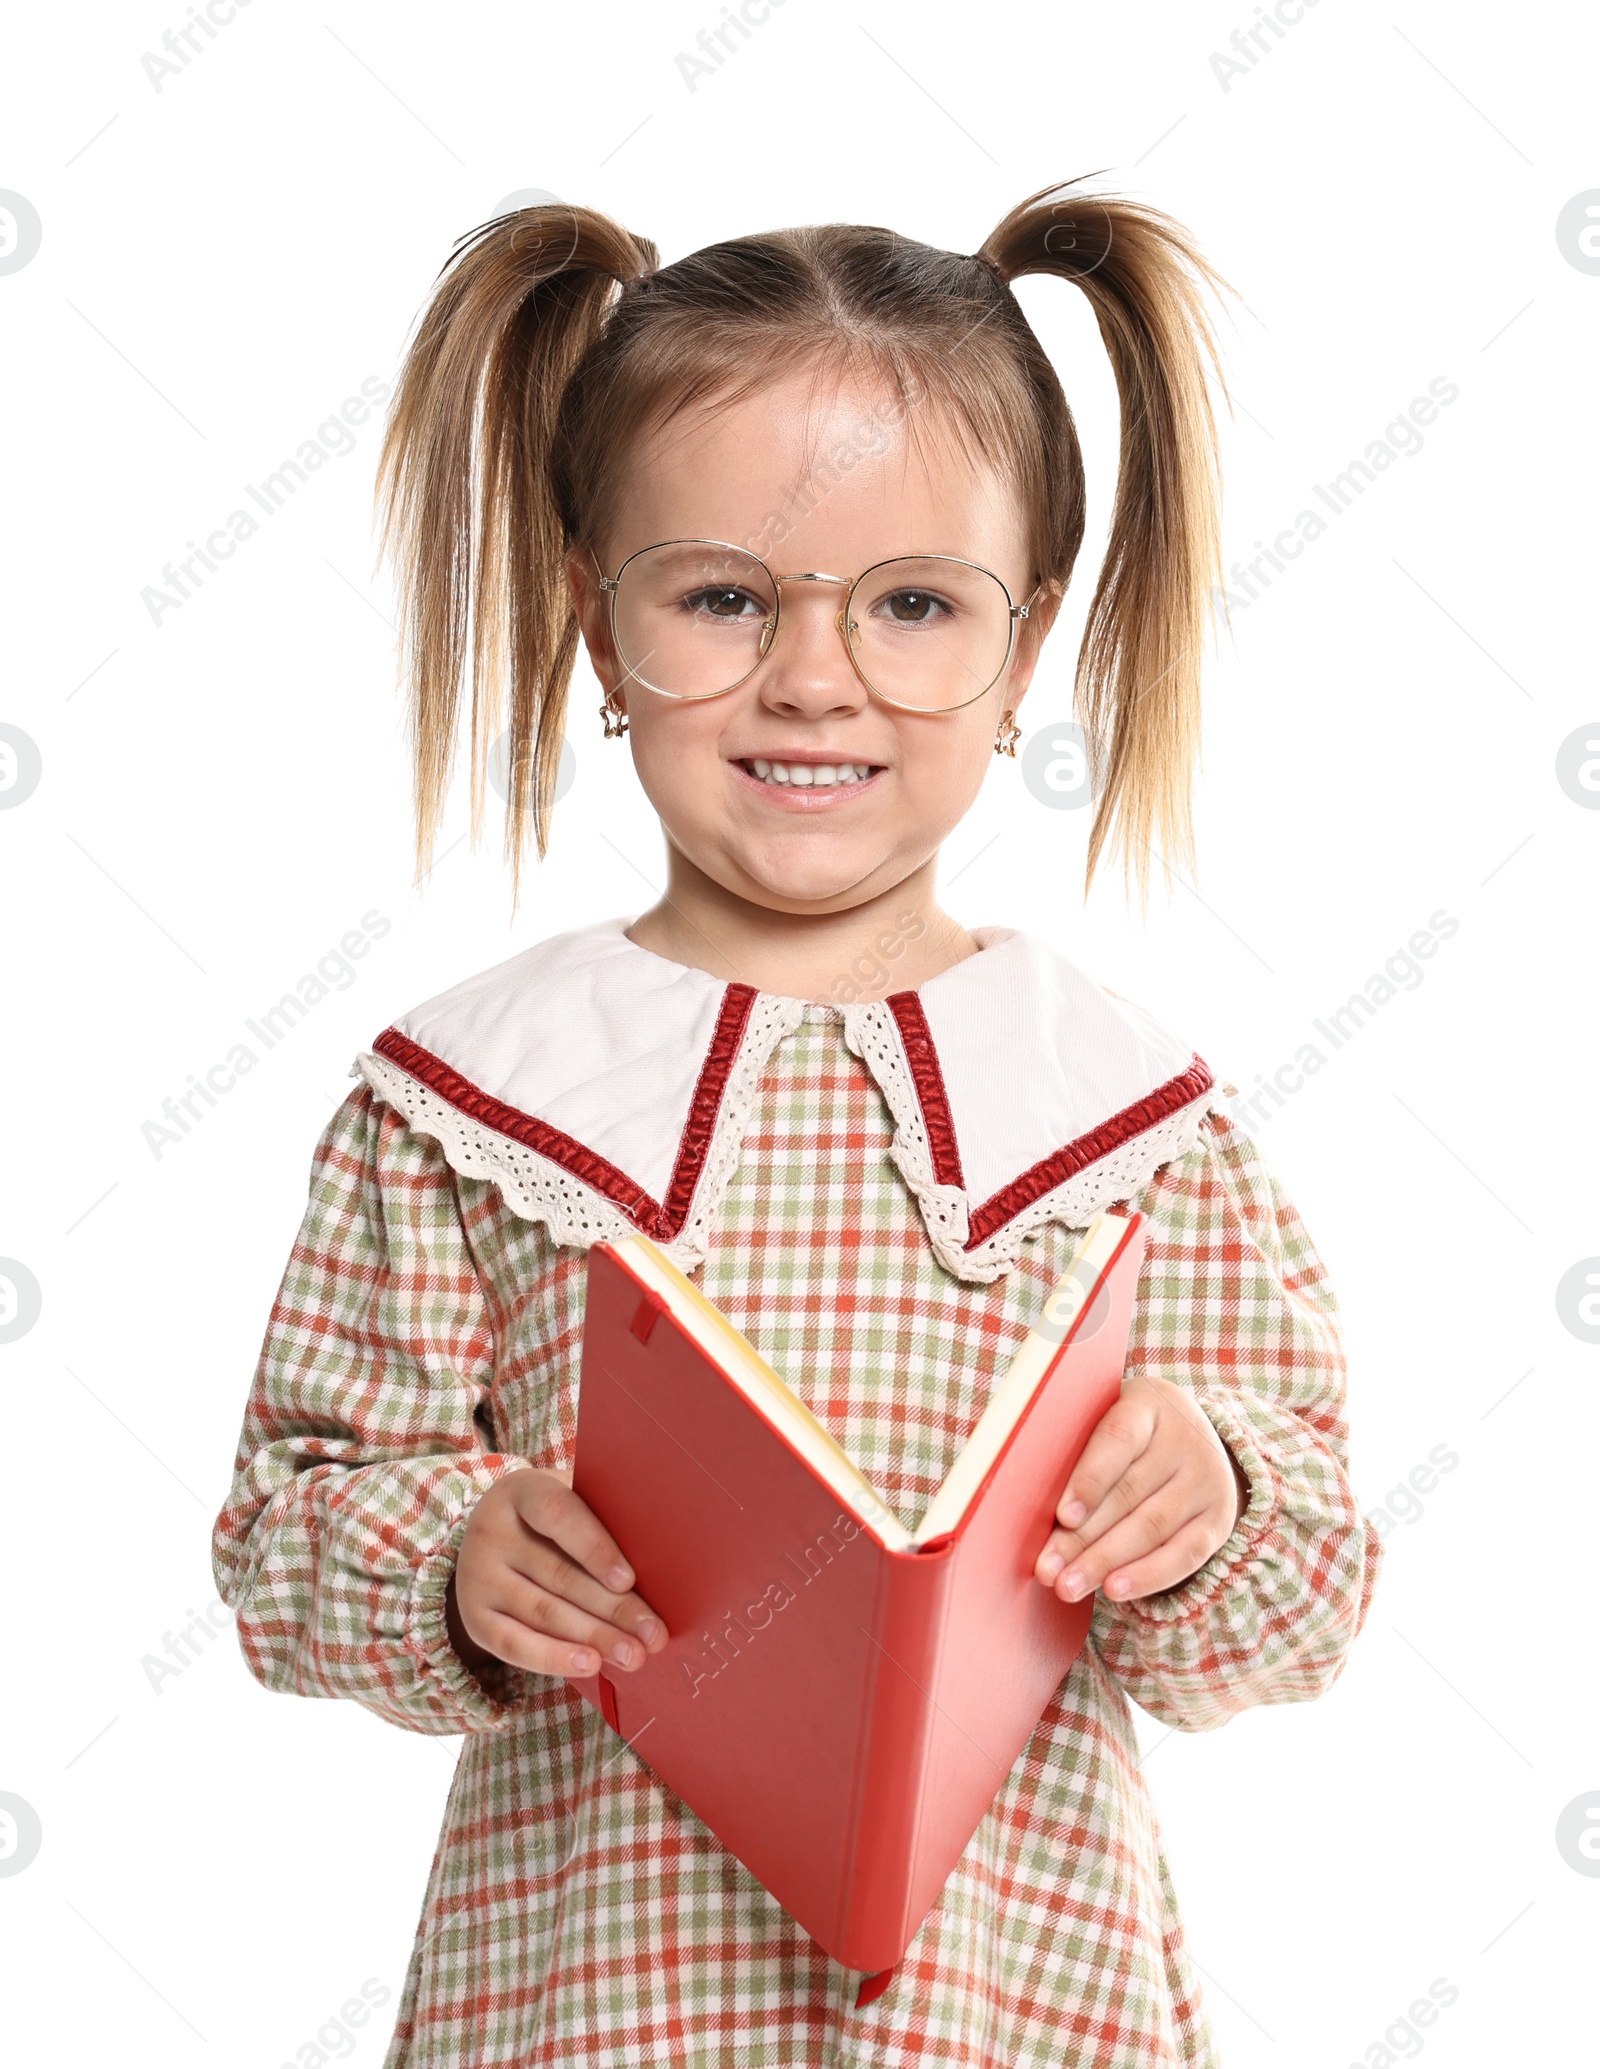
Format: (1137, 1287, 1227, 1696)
(592, 538, 1041, 715)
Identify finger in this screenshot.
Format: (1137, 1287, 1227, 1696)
(1053, 1387, 1158, 1535)
(515, 1536, 670, 1652)
(1048, 1484, 1207, 1602)
(1090, 1512, 1232, 1605)
(1038, 1449, 1178, 1585)
(514, 1473, 638, 1594)
(470, 1603, 607, 1681)
(479, 1570, 656, 1677)
(1056, 1444, 1176, 1559)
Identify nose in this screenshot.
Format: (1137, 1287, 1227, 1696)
(755, 581, 868, 721)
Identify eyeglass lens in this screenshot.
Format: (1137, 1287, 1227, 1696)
(609, 543, 1014, 711)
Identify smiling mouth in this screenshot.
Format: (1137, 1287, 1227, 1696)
(734, 757, 884, 789)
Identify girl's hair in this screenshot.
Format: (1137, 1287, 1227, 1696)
(375, 177, 1232, 904)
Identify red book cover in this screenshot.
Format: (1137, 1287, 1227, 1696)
(569, 1211, 1147, 1980)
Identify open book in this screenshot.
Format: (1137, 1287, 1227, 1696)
(569, 1209, 1147, 1990)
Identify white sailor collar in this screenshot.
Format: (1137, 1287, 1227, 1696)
(353, 914, 1225, 1284)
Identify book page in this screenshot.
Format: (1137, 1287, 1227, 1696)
(614, 1238, 915, 1550)
(910, 1213, 1128, 1543)
(610, 1214, 1129, 1554)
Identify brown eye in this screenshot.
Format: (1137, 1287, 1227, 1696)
(879, 588, 951, 626)
(685, 586, 758, 620)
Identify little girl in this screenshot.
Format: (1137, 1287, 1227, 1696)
(212, 178, 1382, 2067)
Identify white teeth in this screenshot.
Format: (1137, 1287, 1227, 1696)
(744, 759, 876, 787)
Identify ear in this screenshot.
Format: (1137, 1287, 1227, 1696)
(998, 578, 1065, 714)
(564, 545, 627, 710)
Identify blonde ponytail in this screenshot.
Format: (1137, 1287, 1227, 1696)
(978, 178, 1233, 901)
(374, 203, 656, 894)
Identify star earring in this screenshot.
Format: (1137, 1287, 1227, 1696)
(994, 709, 1021, 756)
(600, 691, 629, 738)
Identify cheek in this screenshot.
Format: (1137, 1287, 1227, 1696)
(902, 715, 997, 813)
(622, 706, 724, 814)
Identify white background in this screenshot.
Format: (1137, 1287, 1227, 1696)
(2, 1, 1595, 2062)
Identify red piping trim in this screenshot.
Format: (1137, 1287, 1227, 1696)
(963, 1055, 1215, 1249)
(370, 981, 758, 1242)
(660, 983, 757, 1231)
(885, 992, 965, 1189)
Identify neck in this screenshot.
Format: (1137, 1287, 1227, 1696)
(624, 854, 980, 1005)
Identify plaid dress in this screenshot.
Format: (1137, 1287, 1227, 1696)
(212, 1003, 1382, 2066)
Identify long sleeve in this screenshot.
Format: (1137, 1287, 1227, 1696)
(211, 1083, 536, 1736)
(1088, 1108, 1384, 1732)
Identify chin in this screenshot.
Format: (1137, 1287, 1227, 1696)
(728, 852, 887, 914)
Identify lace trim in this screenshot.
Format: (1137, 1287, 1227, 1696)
(958, 1095, 1229, 1278)
(966, 1053, 1216, 1246)
(353, 995, 807, 1274)
(658, 994, 807, 1270)
(841, 1003, 1229, 1283)
(840, 1003, 973, 1270)
(355, 1051, 637, 1251)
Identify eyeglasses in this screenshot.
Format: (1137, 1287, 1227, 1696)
(593, 538, 1040, 715)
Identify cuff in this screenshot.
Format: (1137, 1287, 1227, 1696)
(1117, 1386, 1279, 1627)
(404, 1456, 538, 1732)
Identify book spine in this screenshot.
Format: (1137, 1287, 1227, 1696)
(832, 1537, 957, 1971)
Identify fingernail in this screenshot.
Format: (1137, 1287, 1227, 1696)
(636, 1615, 661, 1643)
(570, 1647, 598, 1673)
(607, 1564, 632, 1590)
(612, 1638, 637, 1667)
(1037, 1550, 1064, 1583)
(1106, 1575, 1130, 1598)
(1060, 1570, 1087, 1600)
(1062, 1500, 1086, 1528)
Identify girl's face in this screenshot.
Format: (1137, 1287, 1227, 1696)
(567, 369, 1057, 918)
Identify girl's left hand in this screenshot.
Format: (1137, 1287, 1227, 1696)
(1035, 1375, 1251, 1605)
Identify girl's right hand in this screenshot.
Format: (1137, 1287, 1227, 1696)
(447, 1466, 670, 1683)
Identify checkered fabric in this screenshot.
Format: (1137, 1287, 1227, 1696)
(213, 1004, 1382, 2066)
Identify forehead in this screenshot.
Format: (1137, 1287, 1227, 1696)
(607, 365, 1029, 578)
